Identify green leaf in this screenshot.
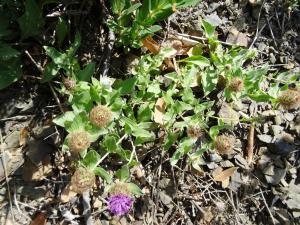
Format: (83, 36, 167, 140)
(175, 0, 201, 9)
(56, 17, 68, 47)
(18, 0, 45, 40)
(66, 32, 81, 57)
(127, 182, 143, 196)
(0, 44, 20, 60)
(118, 77, 137, 95)
(209, 124, 230, 141)
(41, 62, 59, 83)
(171, 138, 196, 166)
(137, 104, 152, 122)
(76, 62, 95, 81)
(122, 3, 142, 15)
(201, 69, 218, 96)
(65, 112, 87, 133)
(116, 165, 130, 182)
(53, 111, 76, 127)
(111, 0, 126, 14)
(94, 167, 112, 183)
(179, 55, 210, 67)
(82, 149, 101, 170)
(163, 132, 179, 151)
(202, 19, 215, 38)
(102, 134, 118, 153)
(0, 57, 22, 90)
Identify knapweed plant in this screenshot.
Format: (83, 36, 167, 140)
(53, 19, 299, 216)
(108, 0, 201, 48)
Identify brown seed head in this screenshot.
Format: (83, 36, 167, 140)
(63, 78, 76, 90)
(110, 182, 131, 196)
(71, 167, 95, 194)
(215, 134, 235, 155)
(187, 126, 204, 139)
(228, 77, 244, 92)
(89, 105, 113, 128)
(278, 89, 300, 110)
(68, 131, 90, 153)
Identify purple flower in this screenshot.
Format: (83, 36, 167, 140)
(108, 194, 133, 216)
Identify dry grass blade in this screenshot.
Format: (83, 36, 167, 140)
(246, 124, 255, 165)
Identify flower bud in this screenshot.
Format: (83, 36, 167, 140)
(278, 89, 300, 110)
(89, 105, 113, 128)
(215, 134, 235, 155)
(70, 167, 95, 194)
(228, 77, 244, 92)
(68, 131, 90, 153)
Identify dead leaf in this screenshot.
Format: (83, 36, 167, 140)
(60, 184, 77, 203)
(142, 36, 160, 54)
(22, 155, 52, 181)
(213, 167, 237, 182)
(226, 27, 249, 47)
(29, 212, 47, 225)
(154, 98, 166, 126)
(19, 127, 29, 146)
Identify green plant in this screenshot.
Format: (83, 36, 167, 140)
(52, 20, 298, 207)
(0, 0, 69, 89)
(108, 0, 201, 48)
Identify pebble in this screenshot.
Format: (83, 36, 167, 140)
(271, 125, 284, 136)
(284, 112, 295, 121)
(257, 134, 273, 143)
(274, 115, 283, 125)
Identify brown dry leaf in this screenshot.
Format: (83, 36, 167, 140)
(142, 36, 160, 54)
(154, 98, 166, 126)
(60, 184, 77, 203)
(29, 212, 47, 225)
(213, 167, 237, 182)
(19, 127, 29, 146)
(221, 177, 230, 188)
(22, 155, 52, 181)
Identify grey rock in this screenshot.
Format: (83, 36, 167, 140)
(271, 125, 284, 136)
(257, 134, 273, 143)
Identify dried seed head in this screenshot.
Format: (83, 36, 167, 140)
(187, 126, 204, 139)
(278, 89, 300, 110)
(63, 78, 76, 90)
(68, 131, 90, 153)
(228, 77, 244, 92)
(110, 182, 131, 196)
(89, 105, 113, 128)
(217, 75, 228, 90)
(71, 167, 95, 194)
(215, 134, 235, 155)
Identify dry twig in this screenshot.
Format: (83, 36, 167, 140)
(246, 124, 255, 165)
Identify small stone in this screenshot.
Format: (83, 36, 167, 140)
(270, 53, 276, 64)
(257, 134, 273, 143)
(275, 115, 283, 125)
(220, 160, 235, 168)
(284, 113, 295, 121)
(271, 125, 284, 136)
